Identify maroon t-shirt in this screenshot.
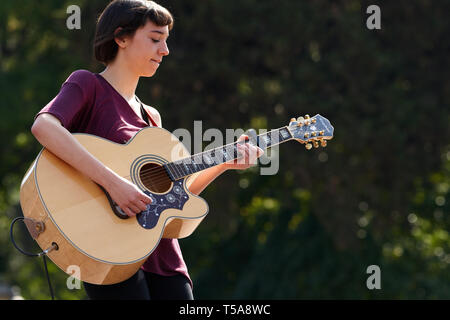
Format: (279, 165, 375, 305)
(36, 69, 192, 288)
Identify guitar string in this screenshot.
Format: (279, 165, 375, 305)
(124, 134, 322, 185)
(120, 127, 301, 188)
(129, 156, 238, 185)
(104, 127, 317, 201)
(123, 155, 232, 186)
(125, 151, 237, 181)
(124, 138, 277, 189)
(122, 155, 250, 195)
(122, 140, 256, 181)
(122, 125, 318, 182)
(105, 126, 323, 201)
(124, 147, 266, 189)
(125, 145, 256, 183)
(126, 128, 293, 182)
(122, 144, 291, 189)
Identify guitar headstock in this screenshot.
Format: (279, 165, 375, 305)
(288, 114, 334, 149)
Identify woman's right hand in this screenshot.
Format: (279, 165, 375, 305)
(104, 174, 153, 217)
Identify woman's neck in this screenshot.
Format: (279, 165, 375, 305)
(99, 63, 139, 102)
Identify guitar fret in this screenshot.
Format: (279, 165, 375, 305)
(232, 144, 239, 158)
(257, 128, 291, 149)
(190, 158, 197, 172)
(164, 163, 176, 181)
(169, 163, 178, 180)
(264, 132, 272, 148)
(192, 154, 202, 169)
(200, 154, 209, 169)
(225, 145, 233, 161)
(183, 158, 195, 175)
(206, 149, 219, 166)
(270, 131, 280, 146)
(173, 161, 184, 179)
(203, 152, 214, 167)
(222, 147, 231, 162)
(186, 159, 193, 174)
(279, 127, 292, 141)
(181, 161, 189, 175)
(257, 132, 269, 149)
(192, 155, 203, 171)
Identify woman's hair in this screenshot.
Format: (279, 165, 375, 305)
(94, 0, 173, 65)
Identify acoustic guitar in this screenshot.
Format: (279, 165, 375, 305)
(19, 114, 333, 284)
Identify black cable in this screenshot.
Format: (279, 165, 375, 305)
(10, 217, 39, 257)
(42, 255, 54, 300)
(10, 216, 55, 300)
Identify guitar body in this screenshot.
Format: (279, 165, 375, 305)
(19, 127, 208, 285)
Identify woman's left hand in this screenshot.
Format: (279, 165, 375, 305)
(221, 135, 264, 171)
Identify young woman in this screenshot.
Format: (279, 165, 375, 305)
(31, 0, 262, 300)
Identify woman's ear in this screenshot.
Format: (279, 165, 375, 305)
(113, 27, 128, 48)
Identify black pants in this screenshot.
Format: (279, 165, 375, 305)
(83, 270, 193, 300)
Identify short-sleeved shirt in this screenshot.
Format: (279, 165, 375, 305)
(36, 69, 192, 288)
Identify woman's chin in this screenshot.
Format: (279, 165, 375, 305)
(140, 69, 157, 78)
(138, 61, 161, 77)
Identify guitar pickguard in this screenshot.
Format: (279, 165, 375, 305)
(137, 179, 189, 229)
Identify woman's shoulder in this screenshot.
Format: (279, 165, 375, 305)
(62, 69, 100, 104)
(65, 69, 98, 86)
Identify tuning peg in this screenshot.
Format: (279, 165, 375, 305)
(313, 141, 319, 148)
(305, 143, 312, 150)
(304, 115, 311, 125)
(319, 130, 324, 136)
(297, 116, 305, 122)
(311, 132, 317, 137)
(304, 133, 309, 138)
(311, 118, 317, 124)
(320, 140, 327, 147)
(289, 118, 299, 127)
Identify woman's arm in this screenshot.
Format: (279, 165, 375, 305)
(31, 113, 152, 217)
(187, 165, 228, 195)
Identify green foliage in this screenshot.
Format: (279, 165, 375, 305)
(0, 0, 449, 299)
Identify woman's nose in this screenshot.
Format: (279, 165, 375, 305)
(159, 41, 169, 56)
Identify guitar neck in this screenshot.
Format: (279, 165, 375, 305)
(164, 126, 294, 181)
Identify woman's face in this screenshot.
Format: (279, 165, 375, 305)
(119, 20, 170, 77)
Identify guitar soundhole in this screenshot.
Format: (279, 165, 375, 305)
(139, 163, 172, 193)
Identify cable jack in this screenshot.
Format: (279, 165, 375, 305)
(10, 216, 58, 300)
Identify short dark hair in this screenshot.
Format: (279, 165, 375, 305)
(94, 0, 173, 65)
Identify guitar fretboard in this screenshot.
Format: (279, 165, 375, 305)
(164, 127, 293, 181)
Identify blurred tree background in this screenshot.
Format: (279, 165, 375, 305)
(0, 0, 449, 299)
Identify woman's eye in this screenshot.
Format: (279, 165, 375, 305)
(151, 39, 160, 43)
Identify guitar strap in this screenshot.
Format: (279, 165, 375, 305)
(136, 96, 158, 127)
